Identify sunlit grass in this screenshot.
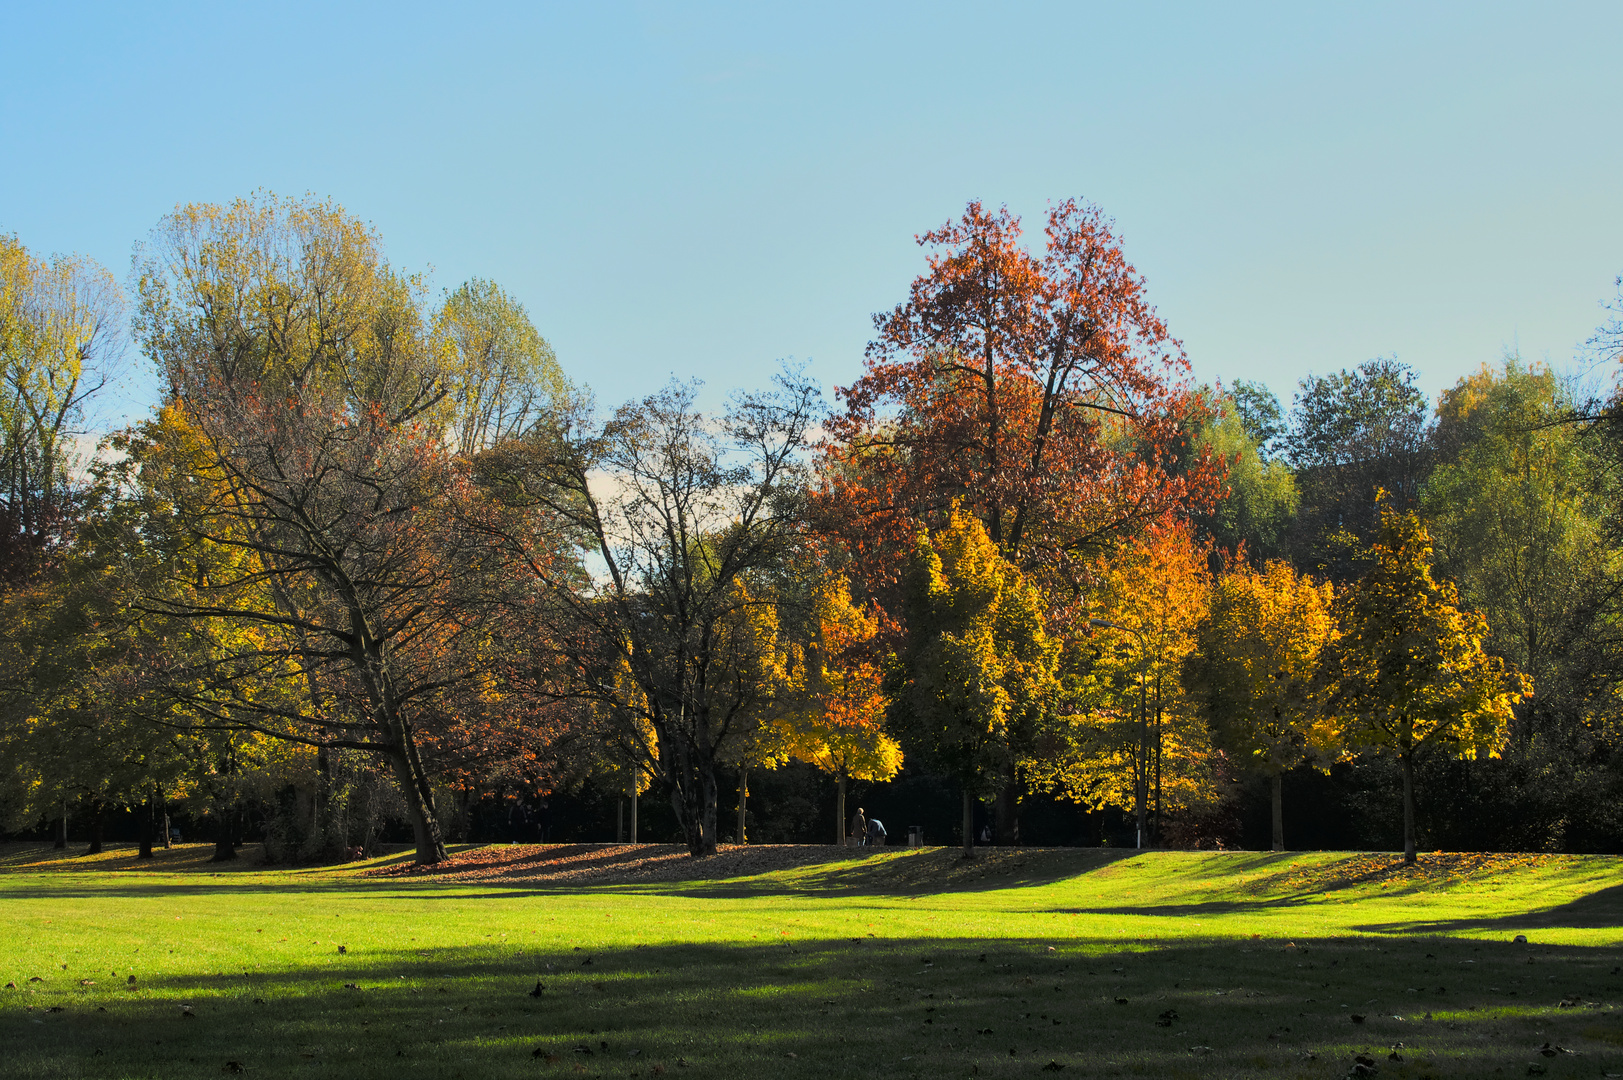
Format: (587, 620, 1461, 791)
(3, 843, 1620, 1078)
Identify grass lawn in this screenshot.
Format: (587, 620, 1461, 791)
(2, 842, 1621, 1079)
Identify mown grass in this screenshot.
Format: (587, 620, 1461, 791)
(2, 843, 1621, 1079)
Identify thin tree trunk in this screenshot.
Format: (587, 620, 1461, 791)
(1271, 771, 1285, 852)
(86, 798, 105, 855)
(1402, 751, 1417, 865)
(162, 803, 172, 849)
(961, 789, 975, 859)
(211, 797, 237, 862)
(736, 764, 747, 845)
(617, 796, 625, 844)
(138, 792, 155, 859)
(995, 768, 1020, 846)
(630, 785, 638, 844)
(836, 769, 847, 846)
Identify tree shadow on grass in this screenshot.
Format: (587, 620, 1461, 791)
(5, 933, 1622, 1080)
(1351, 882, 1623, 936)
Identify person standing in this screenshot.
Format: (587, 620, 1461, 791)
(850, 807, 868, 847)
(866, 817, 887, 847)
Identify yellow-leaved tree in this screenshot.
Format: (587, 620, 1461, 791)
(1046, 520, 1213, 847)
(1320, 498, 1531, 863)
(778, 573, 903, 845)
(1185, 560, 1339, 850)
(892, 505, 1058, 856)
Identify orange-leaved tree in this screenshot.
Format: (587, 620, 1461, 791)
(818, 200, 1223, 841)
(1036, 519, 1213, 846)
(821, 199, 1223, 601)
(778, 573, 902, 845)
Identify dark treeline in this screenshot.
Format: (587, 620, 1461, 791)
(2, 195, 1620, 863)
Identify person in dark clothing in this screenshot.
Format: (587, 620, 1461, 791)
(851, 808, 868, 847)
(866, 817, 886, 847)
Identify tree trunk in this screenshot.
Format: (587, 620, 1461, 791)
(309, 744, 331, 858)
(617, 796, 625, 843)
(1401, 751, 1417, 865)
(671, 753, 720, 857)
(835, 770, 847, 846)
(54, 802, 67, 850)
(630, 786, 638, 844)
(211, 798, 238, 862)
(162, 803, 172, 850)
(961, 789, 975, 859)
(994, 772, 1020, 846)
(736, 764, 747, 845)
(1270, 771, 1284, 852)
(86, 798, 106, 855)
(138, 793, 155, 859)
(389, 732, 447, 865)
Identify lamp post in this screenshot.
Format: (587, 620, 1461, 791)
(1089, 618, 1153, 849)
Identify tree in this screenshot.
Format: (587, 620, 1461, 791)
(1042, 520, 1214, 846)
(1420, 358, 1623, 850)
(1320, 499, 1531, 863)
(131, 194, 544, 864)
(1185, 560, 1338, 850)
(1183, 388, 1298, 560)
(891, 505, 1058, 856)
(777, 573, 903, 844)
(435, 277, 568, 457)
(822, 200, 1220, 841)
(482, 372, 817, 856)
(823, 200, 1222, 601)
(0, 234, 123, 582)
(1286, 358, 1432, 578)
(1230, 380, 1285, 459)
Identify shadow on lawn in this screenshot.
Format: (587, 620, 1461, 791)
(5, 932, 1622, 1080)
(1351, 881, 1623, 936)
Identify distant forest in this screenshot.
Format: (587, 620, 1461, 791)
(3, 193, 1621, 862)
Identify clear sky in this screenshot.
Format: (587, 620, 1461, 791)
(3, 2, 1620, 426)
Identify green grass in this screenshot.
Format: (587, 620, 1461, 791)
(3, 843, 1621, 1079)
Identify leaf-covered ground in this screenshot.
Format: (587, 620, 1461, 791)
(2, 843, 1620, 1079)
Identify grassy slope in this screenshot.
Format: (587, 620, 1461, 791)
(2, 844, 1620, 1080)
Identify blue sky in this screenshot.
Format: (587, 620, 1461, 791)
(3, 2, 1620, 425)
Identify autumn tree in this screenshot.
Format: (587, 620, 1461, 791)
(777, 573, 903, 844)
(1185, 560, 1338, 850)
(891, 506, 1058, 856)
(130, 194, 548, 864)
(1320, 499, 1531, 863)
(0, 234, 123, 581)
(821, 200, 1220, 841)
(1044, 520, 1213, 846)
(480, 372, 817, 857)
(435, 277, 568, 457)
(823, 200, 1222, 601)
(1421, 358, 1623, 849)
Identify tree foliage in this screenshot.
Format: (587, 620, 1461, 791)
(1186, 559, 1337, 849)
(1320, 499, 1531, 862)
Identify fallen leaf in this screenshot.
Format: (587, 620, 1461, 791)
(1351, 1013, 1366, 1023)
(529, 980, 545, 998)
(223, 1062, 245, 1074)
